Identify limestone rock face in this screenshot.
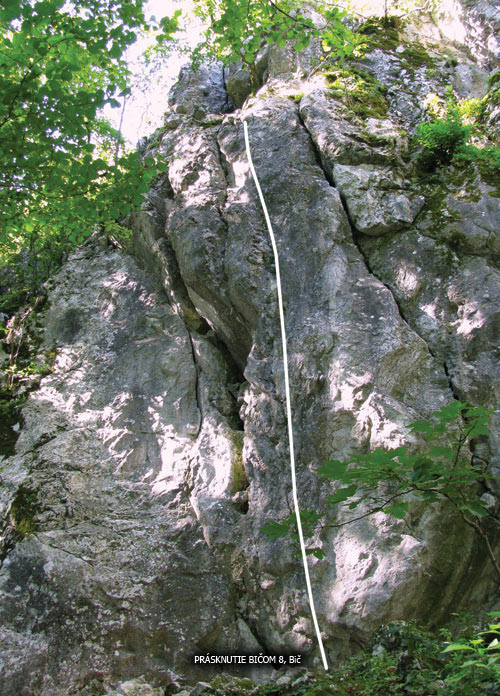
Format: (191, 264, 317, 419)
(331, 163, 425, 235)
(1, 3, 499, 694)
(225, 63, 253, 109)
(168, 63, 233, 117)
(0, 247, 247, 694)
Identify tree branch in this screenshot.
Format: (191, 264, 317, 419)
(315, 486, 417, 530)
(267, 0, 314, 31)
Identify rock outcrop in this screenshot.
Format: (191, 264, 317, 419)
(1, 2, 499, 694)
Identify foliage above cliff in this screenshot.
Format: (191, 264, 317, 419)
(191, 0, 360, 86)
(0, 0, 177, 304)
(0, 0, 362, 310)
(0, 0, 497, 311)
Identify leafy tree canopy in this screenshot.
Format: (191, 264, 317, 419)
(0, 0, 360, 309)
(0, 0, 177, 301)
(192, 0, 360, 86)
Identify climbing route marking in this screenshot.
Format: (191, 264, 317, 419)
(243, 119, 329, 671)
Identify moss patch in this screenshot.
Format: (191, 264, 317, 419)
(487, 69, 500, 106)
(10, 485, 39, 537)
(358, 16, 402, 53)
(402, 41, 434, 69)
(358, 16, 434, 73)
(325, 67, 389, 119)
(209, 675, 255, 694)
(0, 390, 25, 458)
(415, 162, 490, 255)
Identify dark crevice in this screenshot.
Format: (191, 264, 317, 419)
(203, 128, 254, 372)
(236, 606, 276, 659)
(209, 330, 246, 388)
(0, 522, 16, 567)
(214, 130, 230, 214)
(211, 133, 246, 347)
(296, 106, 335, 188)
(187, 332, 203, 440)
(167, 128, 245, 430)
(135, 128, 248, 437)
(442, 359, 462, 403)
(215, 127, 233, 190)
(205, 331, 246, 432)
(221, 66, 235, 114)
(237, 498, 249, 514)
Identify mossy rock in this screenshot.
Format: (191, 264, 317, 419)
(358, 16, 402, 53)
(325, 68, 388, 119)
(209, 675, 255, 694)
(401, 42, 434, 70)
(358, 16, 434, 73)
(10, 485, 39, 537)
(487, 70, 500, 91)
(0, 390, 25, 458)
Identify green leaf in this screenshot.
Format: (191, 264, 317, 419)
(327, 484, 358, 505)
(437, 401, 466, 422)
(429, 446, 456, 461)
(310, 547, 326, 560)
(442, 643, 475, 652)
(409, 420, 434, 433)
(261, 519, 290, 539)
(418, 490, 439, 503)
(318, 459, 349, 481)
(384, 501, 409, 520)
(461, 500, 489, 517)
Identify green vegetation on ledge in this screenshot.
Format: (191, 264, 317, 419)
(325, 67, 389, 119)
(9, 485, 39, 537)
(413, 85, 500, 189)
(358, 15, 434, 72)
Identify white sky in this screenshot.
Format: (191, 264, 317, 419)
(105, 0, 203, 146)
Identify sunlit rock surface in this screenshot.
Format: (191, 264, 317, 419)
(1, 2, 499, 693)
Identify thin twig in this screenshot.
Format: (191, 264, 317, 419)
(314, 486, 418, 530)
(267, 0, 314, 30)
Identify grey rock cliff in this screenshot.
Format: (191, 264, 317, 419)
(1, 2, 499, 693)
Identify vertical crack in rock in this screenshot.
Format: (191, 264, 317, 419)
(296, 106, 336, 188)
(187, 332, 203, 439)
(295, 104, 458, 399)
(221, 65, 234, 114)
(442, 358, 465, 404)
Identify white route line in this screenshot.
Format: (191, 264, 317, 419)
(243, 120, 329, 671)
